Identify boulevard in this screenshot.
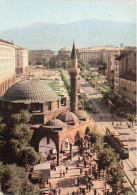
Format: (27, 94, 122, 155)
(78, 75, 136, 191)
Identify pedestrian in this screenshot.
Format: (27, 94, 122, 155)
(63, 170, 65, 177)
(101, 115, 103, 120)
(89, 183, 91, 192)
(58, 181, 60, 187)
(94, 189, 97, 195)
(89, 168, 91, 175)
(84, 160, 86, 168)
(77, 178, 80, 186)
(60, 169, 62, 178)
(78, 155, 80, 163)
(66, 166, 68, 173)
(79, 185, 82, 193)
(80, 168, 83, 175)
(107, 190, 109, 195)
(59, 187, 61, 194)
(75, 178, 78, 186)
(76, 161, 79, 167)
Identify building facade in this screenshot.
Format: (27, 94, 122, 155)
(76, 46, 121, 65)
(15, 46, 29, 74)
(29, 50, 54, 65)
(0, 39, 16, 97)
(57, 47, 71, 61)
(114, 50, 136, 112)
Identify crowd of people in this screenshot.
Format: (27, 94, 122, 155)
(49, 145, 110, 195)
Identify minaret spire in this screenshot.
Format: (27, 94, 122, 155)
(71, 41, 77, 59)
(68, 42, 79, 112)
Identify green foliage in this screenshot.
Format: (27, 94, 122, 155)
(60, 70, 70, 95)
(127, 113, 136, 123)
(78, 59, 90, 71)
(0, 110, 40, 167)
(97, 146, 116, 170)
(106, 165, 124, 193)
(43, 57, 50, 66)
(0, 163, 40, 194)
(19, 146, 40, 168)
(11, 110, 31, 124)
(55, 59, 70, 69)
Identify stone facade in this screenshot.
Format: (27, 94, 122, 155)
(76, 46, 121, 65)
(15, 46, 29, 74)
(57, 47, 71, 60)
(0, 39, 16, 96)
(114, 50, 136, 112)
(29, 50, 54, 65)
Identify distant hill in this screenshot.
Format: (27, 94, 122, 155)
(0, 19, 136, 50)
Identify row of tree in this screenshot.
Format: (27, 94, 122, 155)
(0, 110, 41, 194)
(85, 126, 125, 194)
(59, 70, 70, 96)
(43, 57, 70, 69)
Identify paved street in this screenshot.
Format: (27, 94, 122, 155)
(78, 76, 137, 192)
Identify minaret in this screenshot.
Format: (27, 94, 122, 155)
(68, 42, 79, 112)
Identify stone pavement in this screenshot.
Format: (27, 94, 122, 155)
(49, 151, 111, 195)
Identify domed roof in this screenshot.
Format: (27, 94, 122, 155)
(45, 119, 67, 128)
(59, 47, 70, 52)
(2, 80, 59, 103)
(57, 111, 79, 125)
(73, 110, 90, 120)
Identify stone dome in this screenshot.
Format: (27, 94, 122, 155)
(2, 80, 59, 103)
(73, 110, 90, 120)
(59, 47, 70, 52)
(57, 111, 79, 125)
(45, 119, 68, 128)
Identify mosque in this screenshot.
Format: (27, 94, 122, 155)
(0, 43, 94, 166)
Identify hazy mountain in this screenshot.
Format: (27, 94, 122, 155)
(0, 19, 136, 50)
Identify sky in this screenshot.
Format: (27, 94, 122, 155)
(0, 0, 136, 31)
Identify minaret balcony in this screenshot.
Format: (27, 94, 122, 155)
(68, 68, 79, 75)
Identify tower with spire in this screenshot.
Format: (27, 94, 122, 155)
(68, 42, 79, 112)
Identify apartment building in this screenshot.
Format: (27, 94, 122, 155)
(0, 39, 16, 96)
(114, 50, 136, 112)
(15, 46, 29, 74)
(76, 46, 121, 64)
(29, 50, 54, 65)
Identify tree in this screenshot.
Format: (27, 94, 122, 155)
(0, 163, 40, 194)
(43, 57, 49, 67)
(0, 110, 40, 167)
(97, 147, 116, 170)
(19, 146, 40, 168)
(106, 165, 124, 194)
(127, 113, 136, 126)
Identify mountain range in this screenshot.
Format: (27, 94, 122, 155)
(0, 19, 136, 51)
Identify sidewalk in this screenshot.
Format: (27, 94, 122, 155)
(50, 151, 111, 195)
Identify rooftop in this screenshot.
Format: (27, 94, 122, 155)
(1, 80, 59, 103)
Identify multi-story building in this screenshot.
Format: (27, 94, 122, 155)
(76, 47, 101, 63)
(29, 50, 54, 65)
(76, 46, 121, 65)
(15, 46, 29, 74)
(114, 50, 136, 112)
(107, 54, 118, 88)
(0, 39, 16, 96)
(57, 47, 71, 61)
